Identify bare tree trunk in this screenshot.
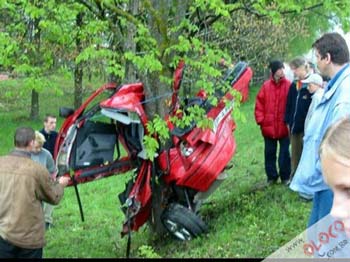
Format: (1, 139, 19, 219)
(124, 0, 139, 83)
(143, 0, 174, 235)
(30, 89, 39, 120)
(141, 0, 173, 120)
(142, 73, 168, 119)
(74, 12, 84, 109)
(106, 35, 121, 83)
(29, 16, 41, 120)
(74, 64, 83, 109)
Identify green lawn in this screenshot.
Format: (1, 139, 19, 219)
(0, 76, 311, 258)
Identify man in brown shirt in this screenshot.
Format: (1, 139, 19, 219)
(0, 127, 70, 258)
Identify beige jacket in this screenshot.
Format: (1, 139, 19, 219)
(0, 149, 64, 249)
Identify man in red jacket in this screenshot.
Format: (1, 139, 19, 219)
(255, 60, 291, 185)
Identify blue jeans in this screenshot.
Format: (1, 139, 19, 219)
(308, 189, 334, 228)
(264, 136, 291, 181)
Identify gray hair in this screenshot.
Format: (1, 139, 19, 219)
(289, 56, 308, 69)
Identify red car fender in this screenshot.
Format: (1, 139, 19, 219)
(159, 115, 236, 192)
(122, 161, 152, 234)
(178, 119, 236, 191)
(183, 127, 217, 146)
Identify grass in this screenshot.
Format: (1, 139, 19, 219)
(0, 75, 311, 258)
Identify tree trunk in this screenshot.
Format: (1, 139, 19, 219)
(107, 36, 121, 83)
(29, 17, 41, 120)
(142, 72, 168, 119)
(124, 0, 139, 83)
(74, 64, 83, 109)
(143, 0, 174, 235)
(141, 0, 174, 120)
(30, 89, 39, 120)
(74, 12, 84, 109)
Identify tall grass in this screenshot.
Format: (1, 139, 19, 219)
(0, 76, 311, 258)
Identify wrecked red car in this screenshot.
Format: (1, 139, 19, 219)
(55, 61, 253, 241)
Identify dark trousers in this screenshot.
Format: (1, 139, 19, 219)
(264, 136, 291, 182)
(290, 132, 304, 179)
(0, 236, 42, 259)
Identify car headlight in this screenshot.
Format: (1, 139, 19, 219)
(180, 141, 194, 157)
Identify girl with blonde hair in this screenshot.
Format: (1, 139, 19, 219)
(319, 117, 350, 233)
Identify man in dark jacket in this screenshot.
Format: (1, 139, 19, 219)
(284, 57, 312, 184)
(39, 114, 58, 158)
(255, 60, 291, 185)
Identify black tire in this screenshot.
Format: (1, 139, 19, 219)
(161, 203, 208, 241)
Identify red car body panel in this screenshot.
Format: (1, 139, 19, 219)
(100, 82, 149, 127)
(121, 161, 153, 234)
(158, 116, 236, 192)
(232, 66, 253, 103)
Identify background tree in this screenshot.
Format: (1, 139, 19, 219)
(0, 1, 78, 119)
(207, 11, 309, 83)
(1, 0, 350, 121)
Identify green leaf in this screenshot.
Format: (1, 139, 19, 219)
(143, 136, 159, 162)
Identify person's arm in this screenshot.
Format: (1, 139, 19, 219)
(284, 83, 293, 126)
(254, 83, 266, 125)
(45, 149, 58, 178)
(35, 165, 70, 205)
(316, 101, 350, 175)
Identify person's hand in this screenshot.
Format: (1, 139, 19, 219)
(50, 172, 57, 180)
(58, 176, 70, 187)
(219, 58, 226, 67)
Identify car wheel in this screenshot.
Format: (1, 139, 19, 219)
(161, 203, 208, 241)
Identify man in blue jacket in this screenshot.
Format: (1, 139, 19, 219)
(290, 32, 350, 228)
